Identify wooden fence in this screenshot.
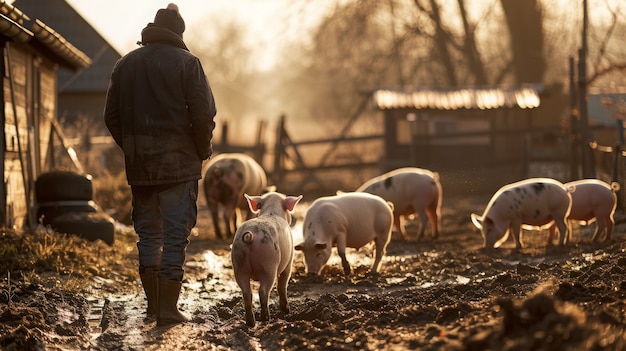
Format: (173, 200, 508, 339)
(215, 112, 580, 199)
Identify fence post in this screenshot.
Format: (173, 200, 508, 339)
(569, 56, 580, 181)
(254, 120, 266, 162)
(273, 115, 286, 184)
(220, 123, 229, 147)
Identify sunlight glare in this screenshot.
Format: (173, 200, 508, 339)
(203, 250, 223, 273)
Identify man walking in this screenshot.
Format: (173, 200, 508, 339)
(104, 3, 216, 326)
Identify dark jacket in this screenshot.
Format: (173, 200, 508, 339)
(104, 25, 216, 186)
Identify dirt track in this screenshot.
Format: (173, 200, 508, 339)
(2, 195, 626, 350)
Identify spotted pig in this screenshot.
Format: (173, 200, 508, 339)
(203, 153, 268, 239)
(471, 178, 572, 249)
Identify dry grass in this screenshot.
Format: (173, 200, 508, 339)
(0, 222, 138, 294)
(92, 171, 132, 225)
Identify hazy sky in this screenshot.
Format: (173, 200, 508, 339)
(63, 0, 328, 69)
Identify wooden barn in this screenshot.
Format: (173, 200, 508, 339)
(0, 1, 91, 228)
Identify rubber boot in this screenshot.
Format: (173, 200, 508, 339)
(157, 279, 190, 326)
(139, 267, 158, 319)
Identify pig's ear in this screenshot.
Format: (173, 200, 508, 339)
(245, 194, 262, 214)
(295, 243, 304, 251)
(470, 213, 483, 229)
(283, 195, 303, 212)
(314, 243, 328, 250)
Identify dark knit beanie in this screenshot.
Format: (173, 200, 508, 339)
(154, 3, 185, 36)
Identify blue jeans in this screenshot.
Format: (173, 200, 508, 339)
(131, 181, 198, 281)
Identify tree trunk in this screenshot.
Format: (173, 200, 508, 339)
(501, 0, 546, 83)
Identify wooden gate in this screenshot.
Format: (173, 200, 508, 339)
(270, 97, 383, 196)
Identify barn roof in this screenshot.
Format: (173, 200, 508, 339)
(12, 0, 121, 92)
(0, 0, 91, 70)
(372, 85, 543, 111)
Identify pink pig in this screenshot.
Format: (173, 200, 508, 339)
(231, 191, 302, 327)
(357, 167, 442, 240)
(295, 192, 393, 276)
(471, 178, 572, 249)
(547, 179, 619, 243)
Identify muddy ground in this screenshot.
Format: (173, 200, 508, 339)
(2, 194, 626, 350)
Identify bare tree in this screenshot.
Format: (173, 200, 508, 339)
(187, 16, 258, 126)
(457, 0, 488, 85)
(268, 0, 626, 127)
(587, 0, 626, 86)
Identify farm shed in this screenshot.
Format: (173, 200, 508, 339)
(0, 1, 91, 228)
(372, 84, 569, 194)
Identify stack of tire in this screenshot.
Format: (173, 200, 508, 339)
(35, 171, 115, 246)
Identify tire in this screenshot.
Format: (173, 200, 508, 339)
(36, 200, 99, 226)
(35, 171, 93, 202)
(51, 212, 115, 246)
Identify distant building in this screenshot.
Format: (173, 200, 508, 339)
(13, 0, 122, 135)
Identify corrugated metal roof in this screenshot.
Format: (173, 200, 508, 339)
(0, 0, 90, 70)
(32, 19, 91, 68)
(12, 0, 121, 92)
(0, 11, 31, 43)
(373, 85, 543, 110)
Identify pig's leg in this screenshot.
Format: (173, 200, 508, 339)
(336, 234, 351, 276)
(509, 222, 523, 249)
(590, 218, 602, 242)
(547, 224, 557, 246)
(415, 210, 429, 241)
(393, 213, 405, 240)
(606, 215, 615, 241)
(230, 207, 239, 233)
(236, 276, 255, 327)
(258, 274, 276, 322)
(593, 215, 613, 242)
(223, 200, 236, 237)
(277, 266, 291, 315)
(371, 231, 390, 274)
(427, 206, 439, 238)
(207, 199, 223, 239)
(554, 217, 569, 246)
